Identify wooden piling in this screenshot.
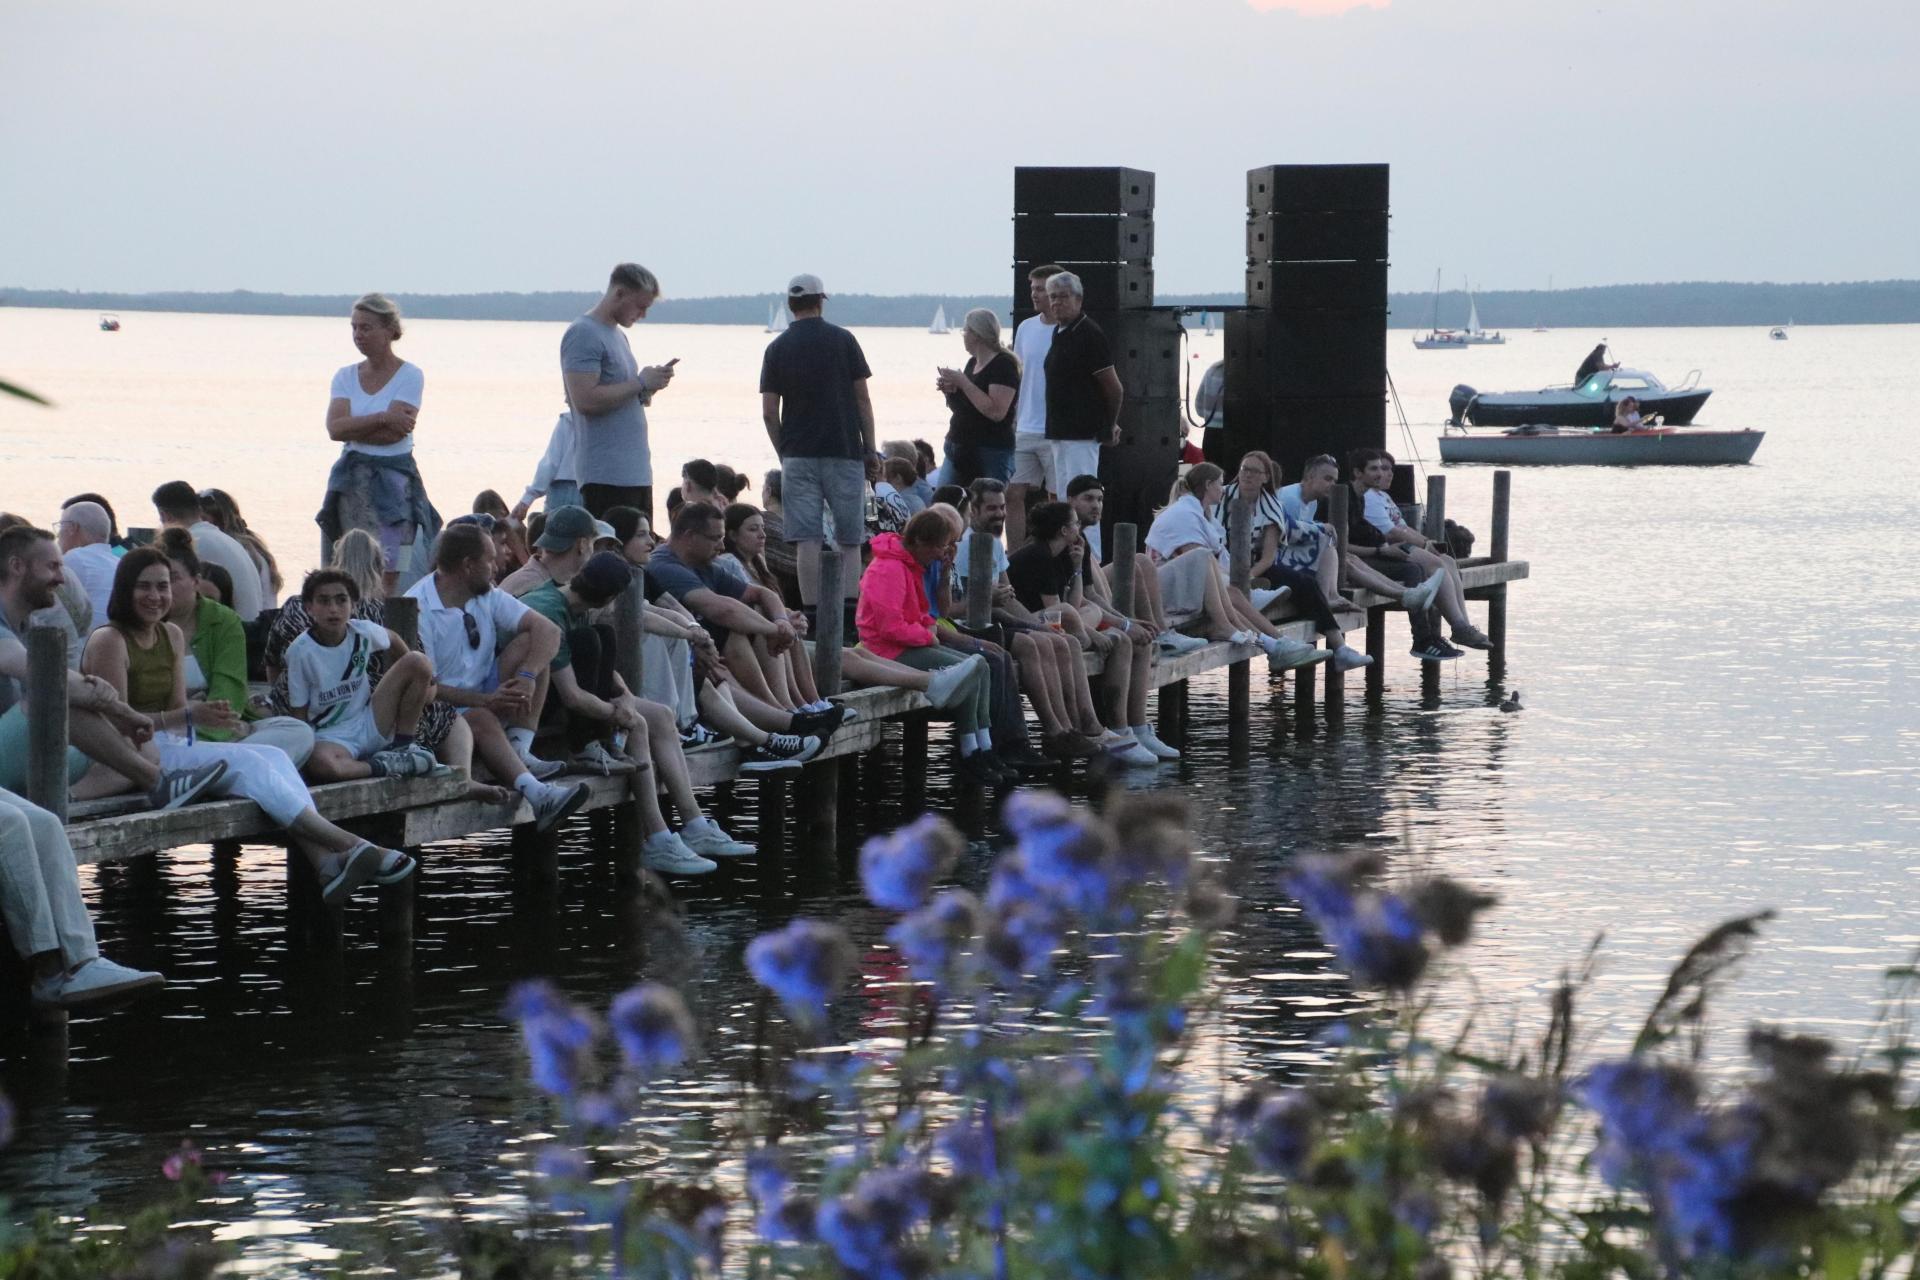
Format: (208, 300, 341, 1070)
(813, 547, 844, 697)
(1110, 523, 1137, 617)
(965, 531, 995, 630)
(1293, 661, 1316, 738)
(606, 574, 651, 881)
(1364, 608, 1386, 703)
(25, 626, 70, 822)
(1488, 469, 1511, 652)
(1227, 491, 1253, 735)
(1422, 474, 1448, 543)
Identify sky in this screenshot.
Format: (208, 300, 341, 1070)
(4, 0, 1914, 299)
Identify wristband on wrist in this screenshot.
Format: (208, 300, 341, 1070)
(516, 668, 537, 681)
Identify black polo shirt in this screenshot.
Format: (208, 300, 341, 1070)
(1042, 313, 1115, 442)
(759, 316, 873, 460)
(1006, 540, 1075, 613)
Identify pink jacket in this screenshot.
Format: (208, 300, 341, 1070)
(856, 534, 936, 660)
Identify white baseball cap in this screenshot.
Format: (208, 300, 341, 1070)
(787, 273, 827, 298)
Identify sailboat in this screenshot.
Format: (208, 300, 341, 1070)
(1460, 282, 1505, 345)
(1413, 269, 1467, 349)
(766, 300, 789, 334)
(1202, 310, 1216, 336)
(929, 305, 950, 335)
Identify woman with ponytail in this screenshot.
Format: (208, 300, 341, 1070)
(933, 307, 1021, 487)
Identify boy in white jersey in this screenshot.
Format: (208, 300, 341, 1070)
(287, 570, 441, 781)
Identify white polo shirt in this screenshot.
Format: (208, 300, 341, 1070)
(404, 573, 530, 692)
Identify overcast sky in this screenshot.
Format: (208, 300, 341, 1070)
(5, 0, 1913, 298)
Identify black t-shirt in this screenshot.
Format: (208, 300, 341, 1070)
(1043, 314, 1115, 441)
(944, 352, 1020, 453)
(1006, 540, 1074, 613)
(759, 316, 873, 460)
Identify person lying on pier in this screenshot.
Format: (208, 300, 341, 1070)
(402, 524, 592, 833)
(1145, 465, 1355, 672)
(855, 511, 999, 786)
(284, 570, 442, 784)
(1063, 475, 1206, 659)
(953, 480, 1124, 761)
(0, 526, 229, 812)
(518, 551, 755, 877)
(2, 784, 167, 1010)
(1280, 454, 1450, 662)
(83, 547, 420, 907)
(646, 504, 839, 770)
(155, 530, 322, 763)
(1346, 450, 1491, 651)
(1008, 502, 1160, 768)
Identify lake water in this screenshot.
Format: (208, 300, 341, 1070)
(2, 308, 1918, 1270)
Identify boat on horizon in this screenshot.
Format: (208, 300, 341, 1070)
(99, 313, 121, 332)
(1440, 423, 1762, 466)
(1412, 269, 1465, 348)
(766, 301, 789, 334)
(929, 304, 950, 335)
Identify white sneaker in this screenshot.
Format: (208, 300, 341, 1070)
(568, 740, 636, 776)
(925, 655, 986, 709)
(1110, 740, 1163, 767)
(518, 746, 567, 780)
(1331, 645, 1375, 672)
(35, 956, 166, 1009)
(1227, 630, 1259, 647)
(531, 780, 592, 833)
(1156, 631, 1208, 654)
(642, 831, 718, 876)
(1250, 586, 1291, 612)
(681, 816, 756, 859)
(1263, 636, 1333, 671)
(1402, 569, 1445, 614)
(1131, 725, 1181, 760)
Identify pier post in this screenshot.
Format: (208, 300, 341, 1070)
(1109, 523, 1137, 617)
(759, 774, 790, 862)
(1157, 679, 1187, 749)
(1293, 661, 1316, 738)
(1364, 608, 1386, 705)
(1422, 474, 1448, 543)
(813, 548, 844, 697)
(901, 710, 929, 810)
(611, 576, 651, 882)
(1487, 469, 1511, 653)
(1227, 492, 1253, 739)
(368, 597, 425, 939)
(25, 627, 70, 822)
(965, 531, 995, 631)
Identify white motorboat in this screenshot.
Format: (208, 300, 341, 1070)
(1440, 424, 1763, 466)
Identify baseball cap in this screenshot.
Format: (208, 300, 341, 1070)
(537, 504, 615, 550)
(572, 551, 634, 602)
(787, 273, 827, 298)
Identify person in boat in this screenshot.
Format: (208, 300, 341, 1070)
(1612, 396, 1649, 433)
(319, 293, 442, 592)
(1345, 450, 1492, 652)
(1574, 342, 1619, 387)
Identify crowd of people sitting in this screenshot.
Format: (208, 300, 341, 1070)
(0, 264, 1494, 1015)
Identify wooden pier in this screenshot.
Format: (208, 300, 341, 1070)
(14, 472, 1527, 968)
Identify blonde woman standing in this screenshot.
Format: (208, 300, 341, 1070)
(318, 292, 443, 591)
(933, 308, 1021, 487)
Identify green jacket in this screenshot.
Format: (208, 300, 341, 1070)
(189, 596, 251, 740)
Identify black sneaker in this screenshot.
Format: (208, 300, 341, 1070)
(1449, 626, 1494, 651)
(1410, 640, 1461, 663)
(1001, 745, 1056, 776)
(789, 705, 850, 742)
(740, 733, 823, 773)
(955, 751, 1004, 787)
(148, 760, 228, 811)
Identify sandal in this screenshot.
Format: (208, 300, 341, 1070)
(372, 848, 417, 886)
(320, 842, 382, 907)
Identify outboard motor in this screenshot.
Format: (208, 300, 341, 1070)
(1448, 384, 1477, 426)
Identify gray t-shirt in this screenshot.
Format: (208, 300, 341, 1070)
(560, 315, 651, 487)
(0, 606, 81, 718)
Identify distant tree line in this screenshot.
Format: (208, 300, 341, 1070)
(5, 280, 1916, 328)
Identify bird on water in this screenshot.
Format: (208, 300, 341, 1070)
(1499, 691, 1523, 713)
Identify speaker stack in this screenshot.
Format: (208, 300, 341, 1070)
(1011, 166, 1180, 535)
(1212, 164, 1390, 484)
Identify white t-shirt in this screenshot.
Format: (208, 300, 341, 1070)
(62, 542, 120, 624)
(1362, 489, 1401, 536)
(405, 574, 531, 693)
(1011, 315, 1056, 438)
(287, 619, 391, 733)
(329, 360, 425, 458)
(189, 521, 264, 622)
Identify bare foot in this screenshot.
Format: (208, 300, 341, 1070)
(467, 782, 516, 806)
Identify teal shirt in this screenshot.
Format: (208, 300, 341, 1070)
(519, 581, 574, 670)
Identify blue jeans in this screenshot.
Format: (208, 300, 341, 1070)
(936, 440, 1014, 488)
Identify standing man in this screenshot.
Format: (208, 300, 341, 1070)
(1006, 264, 1063, 548)
(1041, 272, 1123, 518)
(760, 274, 874, 609)
(562, 263, 675, 524)
(150, 481, 262, 622)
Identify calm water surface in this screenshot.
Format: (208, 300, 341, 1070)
(2, 310, 1917, 1270)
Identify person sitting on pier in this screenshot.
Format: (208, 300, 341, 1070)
(519, 552, 756, 877)
(498, 504, 611, 599)
(680, 458, 726, 513)
(155, 529, 321, 763)
(54, 500, 120, 625)
(1007, 502, 1160, 767)
(1347, 450, 1491, 651)
(1063, 474, 1205, 657)
(472, 490, 532, 580)
(715, 465, 751, 505)
(197, 487, 284, 607)
(83, 547, 421, 906)
(646, 504, 834, 771)
(284, 570, 442, 783)
(403, 523, 592, 830)
(855, 510, 998, 785)
(151, 480, 263, 623)
(0, 526, 230, 812)
(874, 458, 919, 529)
(954, 479, 1119, 760)
(1145, 465, 1356, 672)
(753, 470, 802, 606)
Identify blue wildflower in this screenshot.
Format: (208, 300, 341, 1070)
(1286, 856, 1431, 989)
(574, 1091, 625, 1131)
(746, 918, 857, 1027)
(860, 813, 964, 911)
(1233, 1088, 1318, 1175)
(607, 982, 696, 1077)
(1578, 1059, 1703, 1189)
(788, 1050, 866, 1103)
(816, 1165, 933, 1279)
(507, 981, 598, 1099)
(888, 890, 980, 994)
(1002, 791, 1115, 916)
(933, 1115, 993, 1179)
(984, 895, 1062, 987)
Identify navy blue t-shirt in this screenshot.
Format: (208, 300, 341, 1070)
(760, 316, 873, 460)
(646, 544, 749, 645)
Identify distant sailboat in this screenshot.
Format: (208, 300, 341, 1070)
(767, 300, 789, 334)
(1413, 269, 1467, 349)
(1460, 282, 1505, 345)
(929, 305, 950, 335)
(1202, 310, 1216, 336)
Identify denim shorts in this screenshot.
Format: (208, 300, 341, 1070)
(782, 456, 866, 547)
(0, 705, 91, 793)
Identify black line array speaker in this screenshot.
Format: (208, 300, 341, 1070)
(1013, 167, 1157, 312)
(1013, 214, 1153, 264)
(1015, 167, 1155, 215)
(1100, 393, 1183, 535)
(1247, 163, 1388, 215)
(1246, 211, 1389, 263)
(1012, 262, 1154, 312)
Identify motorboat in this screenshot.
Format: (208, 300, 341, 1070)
(1769, 323, 1789, 340)
(1449, 365, 1711, 427)
(98, 313, 121, 332)
(1439, 424, 1762, 466)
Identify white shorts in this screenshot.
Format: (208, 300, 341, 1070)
(1009, 432, 1052, 490)
(316, 711, 391, 761)
(1049, 440, 1102, 493)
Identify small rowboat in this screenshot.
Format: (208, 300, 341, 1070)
(1438, 425, 1763, 466)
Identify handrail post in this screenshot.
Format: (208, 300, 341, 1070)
(1328, 485, 1351, 588)
(25, 626, 70, 822)
(1490, 469, 1511, 562)
(1422, 474, 1448, 543)
(964, 531, 995, 631)
(813, 548, 844, 697)
(1110, 522, 1138, 617)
